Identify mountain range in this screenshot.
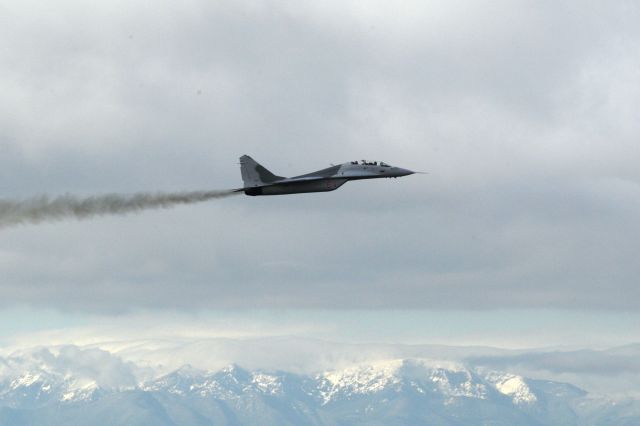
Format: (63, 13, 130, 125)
(0, 347, 638, 425)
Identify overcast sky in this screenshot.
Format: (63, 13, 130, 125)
(1, 0, 639, 371)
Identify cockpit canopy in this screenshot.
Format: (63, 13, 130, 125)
(350, 160, 391, 167)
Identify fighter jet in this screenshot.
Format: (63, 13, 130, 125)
(237, 155, 415, 196)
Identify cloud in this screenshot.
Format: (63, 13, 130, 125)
(1, 346, 138, 391)
(470, 345, 640, 376)
(468, 344, 640, 398)
(0, 0, 639, 311)
(3, 334, 639, 398)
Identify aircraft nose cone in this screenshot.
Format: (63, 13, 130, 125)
(395, 167, 414, 177)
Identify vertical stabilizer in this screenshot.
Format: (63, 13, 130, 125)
(239, 155, 285, 187)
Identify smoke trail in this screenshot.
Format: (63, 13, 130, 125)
(0, 190, 239, 228)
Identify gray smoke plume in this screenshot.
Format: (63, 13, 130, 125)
(0, 190, 239, 228)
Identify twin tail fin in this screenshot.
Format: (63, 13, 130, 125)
(239, 155, 285, 187)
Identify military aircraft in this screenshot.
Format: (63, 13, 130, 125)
(237, 155, 415, 196)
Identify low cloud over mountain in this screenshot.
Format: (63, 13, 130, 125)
(0, 341, 638, 425)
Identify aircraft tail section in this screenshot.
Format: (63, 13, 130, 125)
(239, 155, 285, 187)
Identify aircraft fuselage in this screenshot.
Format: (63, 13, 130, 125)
(238, 157, 415, 196)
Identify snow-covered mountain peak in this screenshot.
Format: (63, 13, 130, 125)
(484, 371, 538, 404)
(318, 359, 403, 404)
(250, 372, 283, 396)
(59, 381, 99, 403)
(9, 372, 42, 389)
(313, 358, 492, 404)
(322, 359, 403, 387)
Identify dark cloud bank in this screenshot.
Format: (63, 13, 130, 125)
(0, 0, 639, 311)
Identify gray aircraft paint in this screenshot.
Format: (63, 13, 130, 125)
(293, 165, 343, 179)
(238, 155, 414, 196)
